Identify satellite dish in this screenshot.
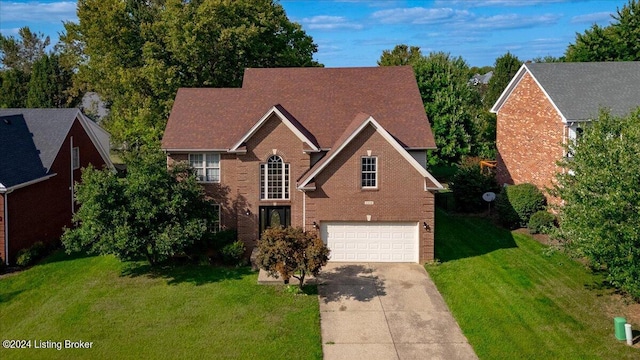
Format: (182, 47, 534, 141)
(482, 192, 496, 202)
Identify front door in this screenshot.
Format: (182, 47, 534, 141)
(259, 206, 291, 237)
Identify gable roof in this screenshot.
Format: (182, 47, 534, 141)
(162, 66, 436, 151)
(297, 113, 443, 191)
(230, 105, 319, 152)
(491, 62, 640, 122)
(0, 109, 113, 190)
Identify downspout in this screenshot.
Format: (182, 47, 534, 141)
(301, 189, 306, 232)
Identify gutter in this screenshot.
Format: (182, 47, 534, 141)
(0, 173, 57, 194)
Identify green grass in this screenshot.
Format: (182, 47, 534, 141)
(426, 209, 639, 359)
(0, 252, 322, 360)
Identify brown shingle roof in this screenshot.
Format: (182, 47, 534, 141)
(161, 66, 435, 150)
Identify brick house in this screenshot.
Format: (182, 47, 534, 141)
(162, 66, 443, 263)
(0, 109, 113, 265)
(490, 62, 640, 198)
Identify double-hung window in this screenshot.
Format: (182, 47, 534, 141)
(189, 153, 220, 182)
(361, 156, 377, 188)
(260, 155, 289, 200)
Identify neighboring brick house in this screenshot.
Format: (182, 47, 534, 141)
(0, 109, 113, 265)
(162, 66, 443, 263)
(490, 62, 640, 198)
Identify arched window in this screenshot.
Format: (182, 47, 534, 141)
(260, 155, 289, 200)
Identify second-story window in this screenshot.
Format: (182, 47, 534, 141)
(189, 153, 220, 182)
(361, 156, 377, 188)
(261, 155, 289, 200)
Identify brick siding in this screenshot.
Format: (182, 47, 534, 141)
(167, 115, 436, 262)
(496, 72, 565, 200)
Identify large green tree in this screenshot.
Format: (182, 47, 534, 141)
(413, 52, 481, 165)
(484, 52, 522, 109)
(60, 0, 319, 147)
(565, 0, 640, 61)
(554, 109, 640, 299)
(0, 27, 50, 73)
(0, 69, 28, 108)
(26, 54, 75, 108)
(377, 44, 422, 66)
(62, 147, 217, 265)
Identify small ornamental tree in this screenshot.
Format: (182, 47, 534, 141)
(256, 227, 330, 289)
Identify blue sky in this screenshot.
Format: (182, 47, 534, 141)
(0, 0, 629, 67)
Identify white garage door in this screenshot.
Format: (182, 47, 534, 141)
(321, 222, 419, 263)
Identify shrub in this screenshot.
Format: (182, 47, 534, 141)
(16, 241, 47, 267)
(449, 157, 499, 212)
(256, 227, 330, 289)
(221, 240, 246, 266)
(211, 229, 238, 251)
(496, 183, 546, 229)
(528, 211, 556, 234)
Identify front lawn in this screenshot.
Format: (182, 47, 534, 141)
(0, 252, 322, 360)
(426, 209, 639, 359)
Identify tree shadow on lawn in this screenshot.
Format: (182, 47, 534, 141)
(120, 261, 255, 286)
(434, 209, 518, 262)
(317, 264, 386, 304)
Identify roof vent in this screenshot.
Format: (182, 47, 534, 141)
(3, 118, 10, 125)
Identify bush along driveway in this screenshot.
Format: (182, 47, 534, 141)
(426, 209, 639, 359)
(0, 252, 322, 360)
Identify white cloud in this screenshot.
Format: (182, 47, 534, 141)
(370, 7, 470, 25)
(571, 11, 613, 24)
(0, 1, 77, 23)
(465, 13, 561, 30)
(0, 27, 21, 36)
(301, 15, 364, 30)
(436, 0, 570, 7)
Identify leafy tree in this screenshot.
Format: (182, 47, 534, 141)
(0, 27, 50, 73)
(0, 69, 28, 108)
(413, 52, 482, 165)
(565, 0, 640, 61)
(60, 0, 319, 147)
(26, 54, 76, 108)
(531, 55, 564, 63)
(256, 227, 330, 289)
(62, 146, 217, 265)
(377, 44, 423, 66)
(554, 109, 640, 299)
(484, 52, 522, 109)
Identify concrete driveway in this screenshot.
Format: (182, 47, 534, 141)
(317, 263, 477, 360)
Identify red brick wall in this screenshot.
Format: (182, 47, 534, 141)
(167, 116, 436, 261)
(306, 125, 435, 261)
(5, 118, 106, 264)
(496, 72, 565, 198)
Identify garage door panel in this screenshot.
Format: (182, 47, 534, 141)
(321, 222, 418, 263)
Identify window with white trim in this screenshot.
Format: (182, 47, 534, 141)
(189, 153, 220, 182)
(361, 156, 377, 188)
(72, 147, 80, 170)
(260, 155, 290, 200)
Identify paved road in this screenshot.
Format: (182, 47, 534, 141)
(317, 263, 478, 360)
